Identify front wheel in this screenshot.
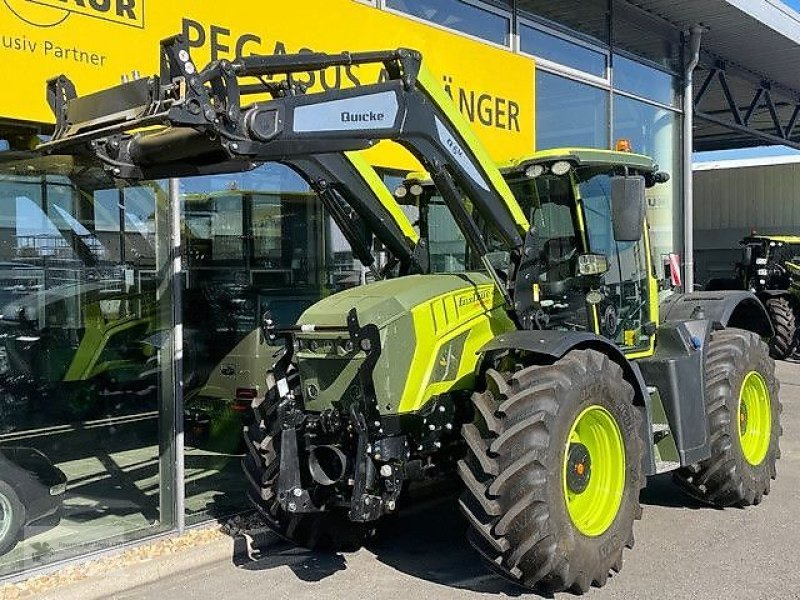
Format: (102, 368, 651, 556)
(458, 349, 644, 594)
(674, 328, 781, 506)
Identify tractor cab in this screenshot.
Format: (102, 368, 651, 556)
(737, 235, 800, 293)
(398, 148, 669, 355)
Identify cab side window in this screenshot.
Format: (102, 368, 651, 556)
(579, 171, 651, 350)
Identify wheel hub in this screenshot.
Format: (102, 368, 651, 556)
(566, 443, 592, 494)
(562, 405, 626, 537)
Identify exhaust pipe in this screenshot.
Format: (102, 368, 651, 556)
(308, 445, 348, 486)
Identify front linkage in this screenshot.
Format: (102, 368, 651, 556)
(259, 309, 406, 523)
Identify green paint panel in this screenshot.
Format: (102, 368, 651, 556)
(298, 273, 494, 329)
(296, 273, 514, 415)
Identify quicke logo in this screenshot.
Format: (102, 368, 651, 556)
(4, 0, 144, 29)
(340, 110, 385, 124)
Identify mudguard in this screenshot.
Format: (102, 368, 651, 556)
(479, 330, 655, 477)
(660, 291, 773, 338)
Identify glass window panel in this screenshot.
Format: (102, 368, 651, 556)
(94, 190, 121, 233)
(385, 0, 510, 45)
(614, 54, 677, 106)
(516, 0, 610, 43)
(428, 202, 468, 272)
(520, 24, 606, 78)
(536, 71, 609, 149)
(578, 168, 651, 349)
(613, 94, 682, 269)
(0, 154, 174, 578)
(506, 174, 589, 330)
(181, 163, 365, 524)
(612, 3, 681, 72)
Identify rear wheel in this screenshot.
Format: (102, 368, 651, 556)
(241, 370, 372, 551)
(0, 480, 24, 556)
(458, 349, 644, 594)
(764, 296, 796, 359)
(674, 328, 780, 506)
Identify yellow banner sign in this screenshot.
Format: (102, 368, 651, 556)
(6, 0, 144, 28)
(1, 0, 535, 168)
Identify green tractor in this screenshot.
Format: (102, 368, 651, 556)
(41, 37, 782, 594)
(0, 279, 160, 427)
(708, 235, 800, 359)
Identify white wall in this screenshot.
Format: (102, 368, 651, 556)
(694, 158, 800, 285)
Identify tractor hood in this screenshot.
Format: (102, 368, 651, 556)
(297, 273, 497, 331)
(294, 271, 514, 415)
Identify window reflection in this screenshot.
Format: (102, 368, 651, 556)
(536, 71, 609, 149)
(516, 0, 610, 44)
(613, 95, 682, 268)
(385, 0, 510, 45)
(614, 54, 676, 107)
(612, 3, 681, 72)
(0, 154, 172, 577)
(520, 24, 606, 78)
(180, 164, 366, 523)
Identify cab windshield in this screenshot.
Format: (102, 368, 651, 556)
(508, 165, 653, 351)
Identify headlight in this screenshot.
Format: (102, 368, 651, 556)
(394, 185, 408, 198)
(550, 160, 572, 176)
(524, 164, 545, 178)
(409, 184, 424, 196)
(755, 258, 767, 265)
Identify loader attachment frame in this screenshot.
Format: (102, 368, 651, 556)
(40, 34, 528, 303)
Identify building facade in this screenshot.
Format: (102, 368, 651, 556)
(0, 0, 686, 580)
(694, 155, 800, 285)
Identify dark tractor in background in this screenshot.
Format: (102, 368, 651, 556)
(708, 235, 800, 359)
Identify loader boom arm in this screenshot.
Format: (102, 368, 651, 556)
(282, 152, 425, 275)
(40, 35, 528, 252)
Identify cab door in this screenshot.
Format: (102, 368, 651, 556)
(577, 169, 655, 356)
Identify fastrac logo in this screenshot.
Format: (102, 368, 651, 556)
(340, 110, 386, 124)
(4, 0, 144, 29)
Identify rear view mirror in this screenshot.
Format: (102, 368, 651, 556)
(611, 176, 645, 242)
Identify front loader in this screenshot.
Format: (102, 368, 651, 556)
(39, 36, 782, 594)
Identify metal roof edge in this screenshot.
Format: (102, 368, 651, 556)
(693, 154, 800, 171)
(726, 0, 800, 44)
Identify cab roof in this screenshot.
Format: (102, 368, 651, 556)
(405, 147, 658, 182)
(499, 148, 658, 174)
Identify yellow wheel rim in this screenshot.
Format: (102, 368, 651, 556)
(563, 405, 626, 537)
(737, 371, 771, 466)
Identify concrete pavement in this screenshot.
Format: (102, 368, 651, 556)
(41, 361, 800, 600)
